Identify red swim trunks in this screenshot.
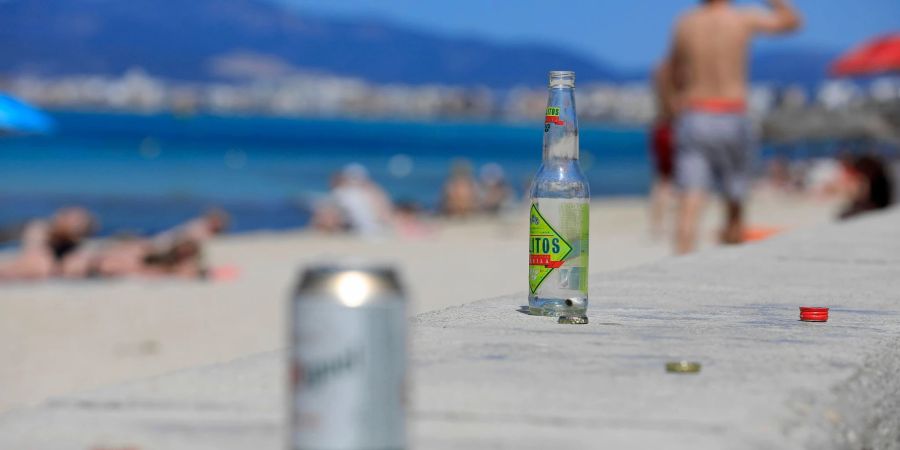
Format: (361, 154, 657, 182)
(651, 121, 674, 179)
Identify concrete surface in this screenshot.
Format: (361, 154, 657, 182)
(1, 208, 899, 449)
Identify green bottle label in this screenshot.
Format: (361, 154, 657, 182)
(528, 204, 572, 294)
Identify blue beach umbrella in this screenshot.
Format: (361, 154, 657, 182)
(0, 93, 55, 135)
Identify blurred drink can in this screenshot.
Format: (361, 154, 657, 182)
(289, 265, 407, 450)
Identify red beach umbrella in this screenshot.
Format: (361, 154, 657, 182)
(831, 33, 900, 77)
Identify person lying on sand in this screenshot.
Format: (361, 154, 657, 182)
(154, 208, 229, 246)
(63, 207, 236, 280)
(59, 236, 206, 279)
(106, 209, 231, 279)
(3, 209, 232, 281)
(839, 155, 895, 220)
(0, 207, 96, 280)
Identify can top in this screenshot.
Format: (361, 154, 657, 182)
(295, 265, 404, 307)
(799, 307, 829, 313)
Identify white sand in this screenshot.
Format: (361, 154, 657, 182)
(0, 194, 841, 413)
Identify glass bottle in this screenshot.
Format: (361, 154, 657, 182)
(528, 70, 590, 324)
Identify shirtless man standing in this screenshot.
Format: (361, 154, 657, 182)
(666, 0, 801, 254)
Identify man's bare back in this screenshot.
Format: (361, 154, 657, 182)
(670, 0, 801, 106)
(667, 0, 800, 255)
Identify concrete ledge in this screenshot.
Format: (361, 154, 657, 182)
(2, 209, 899, 449)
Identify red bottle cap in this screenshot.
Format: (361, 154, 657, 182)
(799, 307, 829, 322)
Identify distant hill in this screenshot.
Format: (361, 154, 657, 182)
(751, 47, 839, 90)
(0, 0, 837, 89)
(0, 0, 624, 87)
(614, 47, 839, 88)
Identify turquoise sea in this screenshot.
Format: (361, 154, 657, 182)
(0, 112, 650, 236)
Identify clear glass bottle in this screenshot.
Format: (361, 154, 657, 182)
(528, 71, 590, 323)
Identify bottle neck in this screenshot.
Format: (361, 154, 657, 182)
(543, 86, 579, 162)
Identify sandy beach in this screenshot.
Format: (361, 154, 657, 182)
(0, 193, 841, 413)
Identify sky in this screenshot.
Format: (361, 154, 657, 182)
(282, 0, 900, 69)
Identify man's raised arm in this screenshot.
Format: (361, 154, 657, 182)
(747, 0, 802, 35)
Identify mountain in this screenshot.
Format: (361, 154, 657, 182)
(0, 0, 840, 89)
(620, 47, 839, 88)
(751, 47, 840, 90)
(0, 0, 624, 87)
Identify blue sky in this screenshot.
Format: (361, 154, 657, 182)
(282, 0, 900, 69)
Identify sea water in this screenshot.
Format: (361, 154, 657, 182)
(0, 112, 649, 236)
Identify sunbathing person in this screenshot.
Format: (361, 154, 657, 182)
(71, 206, 231, 279)
(839, 155, 895, 220)
(90, 237, 206, 279)
(0, 207, 96, 280)
(2, 208, 234, 281)
(154, 208, 229, 246)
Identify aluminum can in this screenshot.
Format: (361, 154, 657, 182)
(289, 265, 406, 450)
